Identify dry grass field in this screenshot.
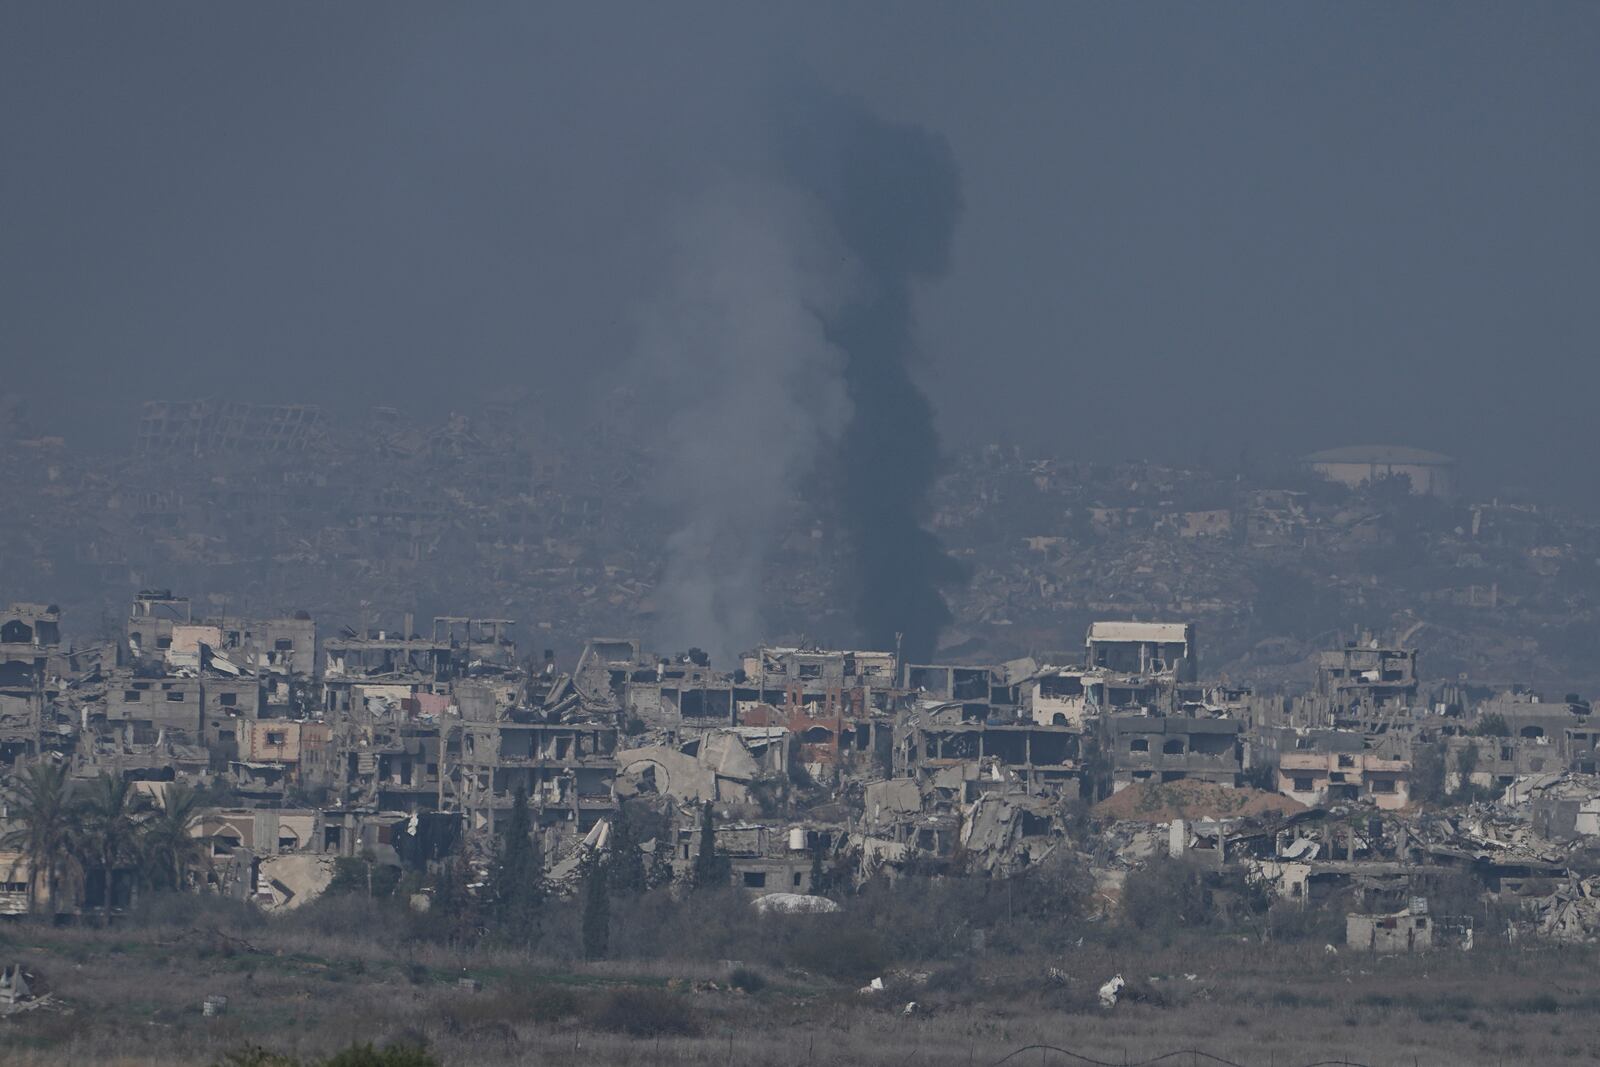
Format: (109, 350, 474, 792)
(3, 897, 1599, 1067)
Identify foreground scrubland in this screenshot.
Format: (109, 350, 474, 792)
(2, 885, 1598, 1067)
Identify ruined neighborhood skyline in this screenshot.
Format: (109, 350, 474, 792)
(4, 4, 1599, 503)
(4, 4, 1600, 1065)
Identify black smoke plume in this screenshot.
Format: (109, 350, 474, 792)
(641, 80, 965, 665)
(775, 86, 967, 663)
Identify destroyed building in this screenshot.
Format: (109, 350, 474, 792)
(1525, 775, 1600, 842)
(1084, 621, 1197, 682)
(235, 720, 334, 802)
(1347, 905, 1435, 952)
(456, 716, 618, 836)
(324, 617, 518, 687)
(672, 819, 820, 895)
(1103, 715, 1244, 790)
(0, 603, 62, 765)
(13, 546, 1600, 945)
(137, 399, 326, 457)
(1444, 734, 1567, 793)
(1304, 638, 1420, 727)
(893, 708, 1082, 801)
(1278, 751, 1411, 810)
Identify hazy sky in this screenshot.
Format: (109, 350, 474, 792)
(4, 4, 1597, 501)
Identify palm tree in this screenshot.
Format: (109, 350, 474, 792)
(77, 773, 149, 921)
(140, 781, 205, 893)
(1, 761, 75, 915)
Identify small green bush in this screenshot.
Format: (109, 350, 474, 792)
(322, 1046, 436, 1067)
(440, 982, 582, 1034)
(588, 988, 701, 1037)
(729, 966, 767, 993)
(1509, 993, 1560, 1014)
(923, 966, 976, 994)
(326, 857, 401, 899)
(522, 984, 583, 1021)
(214, 1049, 300, 1067)
(214, 1044, 438, 1067)
(787, 918, 888, 983)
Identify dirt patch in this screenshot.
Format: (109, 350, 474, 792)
(1094, 781, 1306, 822)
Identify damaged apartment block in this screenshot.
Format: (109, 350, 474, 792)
(1103, 715, 1244, 789)
(0, 604, 67, 766)
(455, 703, 618, 837)
(596, 641, 900, 783)
(1299, 636, 1420, 729)
(894, 709, 1082, 800)
(1085, 621, 1198, 681)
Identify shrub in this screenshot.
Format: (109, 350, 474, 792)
(521, 984, 583, 1022)
(849, 875, 985, 961)
(786, 917, 889, 983)
(439, 983, 582, 1035)
(729, 966, 767, 993)
(1509, 993, 1560, 1014)
(605, 887, 766, 963)
(1118, 977, 1168, 1007)
(279, 893, 405, 944)
(1265, 901, 1343, 944)
(214, 1050, 300, 1067)
(1005, 851, 1095, 928)
(131, 891, 266, 932)
(214, 1047, 437, 1067)
(322, 1045, 437, 1067)
(924, 965, 977, 994)
(1470, 713, 1510, 737)
(587, 988, 701, 1037)
(327, 856, 400, 899)
(1120, 857, 1212, 940)
(1410, 743, 1446, 805)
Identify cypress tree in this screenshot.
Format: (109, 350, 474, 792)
(607, 808, 647, 896)
(491, 787, 543, 944)
(645, 834, 676, 890)
(429, 848, 481, 946)
(582, 857, 610, 960)
(809, 839, 829, 898)
(692, 800, 729, 891)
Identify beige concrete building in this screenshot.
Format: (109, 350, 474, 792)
(1304, 445, 1457, 497)
(1278, 751, 1411, 810)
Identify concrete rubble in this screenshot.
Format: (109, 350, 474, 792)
(751, 893, 841, 915)
(3, 524, 1600, 953)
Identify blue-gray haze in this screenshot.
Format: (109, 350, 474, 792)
(4, 4, 1597, 501)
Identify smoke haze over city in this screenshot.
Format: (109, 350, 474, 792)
(4, 4, 1599, 506)
(10, 10, 1600, 1065)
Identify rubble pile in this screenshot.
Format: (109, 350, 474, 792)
(2, 491, 1600, 949)
(1535, 877, 1600, 943)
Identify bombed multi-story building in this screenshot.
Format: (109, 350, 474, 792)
(1102, 714, 1245, 790)
(1278, 750, 1412, 810)
(0, 603, 65, 766)
(1305, 638, 1421, 727)
(16, 550, 1600, 947)
(1085, 621, 1198, 682)
(893, 709, 1084, 800)
(454, 713, 618, 837)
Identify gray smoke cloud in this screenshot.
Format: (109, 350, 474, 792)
(774, 85, 967, 664)
(640, 181, 856, 664)
(640, 81, 966, 666)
